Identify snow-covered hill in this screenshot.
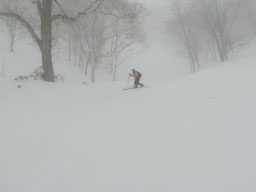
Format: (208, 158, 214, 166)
(1, 8, 256, 190)
(1, 37, 256, 192)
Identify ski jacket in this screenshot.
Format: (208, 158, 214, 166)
(132, 71, 141, 78)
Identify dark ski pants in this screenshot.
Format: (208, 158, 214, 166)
(134, 77, 144, 88)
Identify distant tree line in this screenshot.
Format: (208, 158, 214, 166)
(169, 0, 256, 73)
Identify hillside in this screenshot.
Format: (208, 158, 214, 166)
(1, 28, 256, 192)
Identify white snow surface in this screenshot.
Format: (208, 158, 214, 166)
(1, 41, 256, 192)
(1, 9, 256, 192)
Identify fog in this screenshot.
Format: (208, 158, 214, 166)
(1, 1, 256, 192)
(119, 0, 189, 82)
(0, 0, 256, 82)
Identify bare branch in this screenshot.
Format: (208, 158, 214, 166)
(99, 11, 121, 19)
(0, 12, 41, 47)
(52, 0, 103, 21)
(53, 0, 69, 18)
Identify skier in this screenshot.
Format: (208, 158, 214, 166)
(129, 69, 144, 88)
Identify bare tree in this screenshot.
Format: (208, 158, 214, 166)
(0, 0, 21, 52)
(0, 0, 102, 82)
(105, 0, 145, 80)
(193, 0, 239, 62)
(63, 0, 145, 82)
(169, 0, 256, 71)
(5, 17, 18, 52)
(169, 0, 201, 73)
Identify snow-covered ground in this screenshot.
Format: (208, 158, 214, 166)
(1, 36, 256, 191)
(1, 2, 256, 191)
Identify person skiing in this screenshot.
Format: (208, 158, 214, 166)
(129, 69, 144, 88)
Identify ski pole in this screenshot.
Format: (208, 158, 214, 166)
(127, 75, 130, 88)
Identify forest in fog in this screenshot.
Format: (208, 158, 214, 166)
(1, 0, 256, 81)
(0, 0, 146, 82)
(168, 0, 256, 72)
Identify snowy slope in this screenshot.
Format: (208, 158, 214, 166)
(1, 35, 256, 192)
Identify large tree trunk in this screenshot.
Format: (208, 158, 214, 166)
(40, 0, 55, 82)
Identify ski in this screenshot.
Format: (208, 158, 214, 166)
(122, 86, 150, 91)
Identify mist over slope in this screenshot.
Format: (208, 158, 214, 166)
(1, 26, 256, 192)
(119, 0, 189, 82)
(1, 0, 256, 190)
